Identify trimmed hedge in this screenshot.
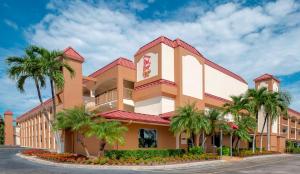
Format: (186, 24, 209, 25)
(217, 146, 230, 156)
(188, 146, 204, 155)
(104, 149, 185, 160)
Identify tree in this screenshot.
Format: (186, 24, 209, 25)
(0, 120, 4, 145)
(205, 109, 225, 147)
(36, 47, 75, 119)
(87, 119, 127, 157)
(170, 103, 207, 147)
(264, 91, 290, 151)
(6, 46, 47, 111)
(223, 95, 257, 153)
(36, 47, 75, 153)
(245, 87, 268, 152)
(52, 107, 92, 157)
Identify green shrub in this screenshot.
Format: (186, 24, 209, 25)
(188, 146, 204, 155)
(217, 146, 230, 156)
(104, 149, 185, 160)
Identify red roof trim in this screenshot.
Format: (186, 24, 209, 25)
(159, 111, 175, 119)
(63, 47, 85, 63)
(205, 93, 231, 103)
(16, 99, 53, 122)
(4, 110, 13, 115)
(254, 73, 280, 83)
(135, 36, 247, 84)
(204, 59, 247, 84)
(288, 108, 300, 116)
(134, 79, 176, 91)
(88, 57, 135, 78)
(99, 110, 170, 125)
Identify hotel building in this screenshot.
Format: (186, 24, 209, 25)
(14, 36, 300, 155)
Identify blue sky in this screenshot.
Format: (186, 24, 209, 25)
(1, 0, 300, 119)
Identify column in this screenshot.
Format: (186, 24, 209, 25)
(288, 118, 290, 139)
(38, 114, 41, 148)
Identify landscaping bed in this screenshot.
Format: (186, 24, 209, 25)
(21, 148, 281, 165)
(21, 148, 219, 165)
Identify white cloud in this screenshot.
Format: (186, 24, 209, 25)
(4, 19, 18, 30)
(129, 1, 148, 11)
(1, 0, 299, 114)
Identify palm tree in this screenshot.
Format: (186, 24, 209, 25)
(223, 95, 247, 121)
(52, 106, 92, 157)
(87, 118, 127, 157)
(205, 109, 224, 147)
(6, 46, 47, 111)
(170, 103, 204, 147)
(35, 47, 75, 153)
(264, 91, 291, 151)
(36, 47, 75, 119)
(233, 115, 256, 153)
(245, 87, 268, 152)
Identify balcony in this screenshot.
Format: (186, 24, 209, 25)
(281, 118, 288, 125)
(123, 88, 133, 99)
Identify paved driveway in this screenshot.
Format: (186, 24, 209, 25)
(0, 147, 299, 174)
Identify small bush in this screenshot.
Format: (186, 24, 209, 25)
(104, 149, 185, 160)
(217, 146, 230, 156)
(188, 146, 204, 155)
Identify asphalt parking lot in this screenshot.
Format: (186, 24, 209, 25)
(0, 147, 299, 174)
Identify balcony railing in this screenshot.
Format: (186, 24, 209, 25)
(281, 118, 288, 125)
(123, 88, 133, 99)
(95, 89, 117, 106)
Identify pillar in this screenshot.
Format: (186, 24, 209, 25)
(4, 110, 14, 146)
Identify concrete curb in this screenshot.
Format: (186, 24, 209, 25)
(242, 153, 291, 161)
(16, 153, 225, 170)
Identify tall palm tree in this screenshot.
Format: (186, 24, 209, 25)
(36, 47, 75, 119)
(264, 91, 291, 151)
(245, 87, 268, 152)
(52, 106, 92, 157)
(170, 103, 204, 147)
(87, 118, 127, 157)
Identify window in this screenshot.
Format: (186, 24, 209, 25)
(139, 129, 157, 148)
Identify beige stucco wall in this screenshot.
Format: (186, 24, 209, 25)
(204, 65, 248, 100)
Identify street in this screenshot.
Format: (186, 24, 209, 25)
(0, 147, 299, 174)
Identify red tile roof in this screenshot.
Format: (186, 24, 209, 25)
(288, 108, 300, 116)
(99, 110, 170, 125)
(134, 79, 176, 91)
(4, 110, 13, 115)
(254, 73, 280, 83)
(159, 111, 175, 119)
(63, 47, 85, 63)
(88, 57, 135, 78)
(204, 93, 231, 103)
(16, 99, 53, 122)
(135, 36, 247, 84)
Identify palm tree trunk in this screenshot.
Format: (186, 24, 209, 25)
(98, 141, 106, 158)
(50, 79, 56, 119)
(230, 132, 233, 157)
(78, 135, 90, 157)
(267, 117, 271, 151)
(220, 129, 223, 157)
(49, 79, 63, 153)
(34, 78, 63, 153)
(260, 115, 268, 152)
(252, 132, 256, 153)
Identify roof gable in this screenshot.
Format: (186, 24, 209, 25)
(63, 47, 85, 63)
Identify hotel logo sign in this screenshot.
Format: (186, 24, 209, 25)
(143, 55, 151, 78)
